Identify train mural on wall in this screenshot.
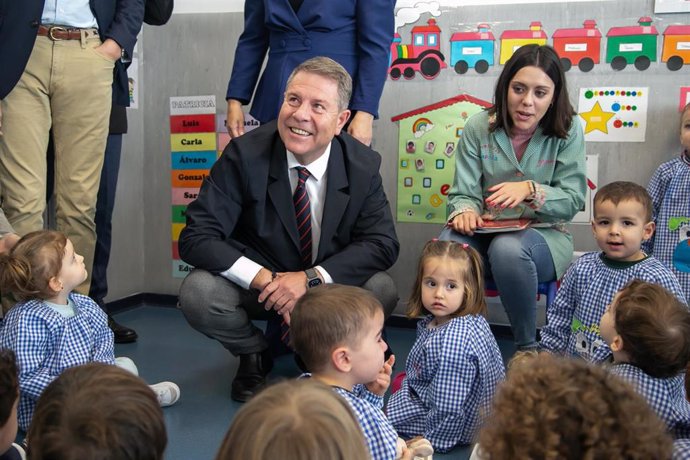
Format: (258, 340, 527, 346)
(389, 16, 690, 79)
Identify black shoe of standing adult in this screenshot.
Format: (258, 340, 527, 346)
(231, 350, 273, 403)
(108, 315, 138, 344)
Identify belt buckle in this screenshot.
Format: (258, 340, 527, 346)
(48, 26, 68, 41)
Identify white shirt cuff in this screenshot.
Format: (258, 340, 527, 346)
(315, 265, 333, 284)
(221, 256, 263, 290)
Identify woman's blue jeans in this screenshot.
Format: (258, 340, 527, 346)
(439, 227, 556, 349)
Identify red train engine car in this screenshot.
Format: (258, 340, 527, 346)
(389, 18, 447, 80)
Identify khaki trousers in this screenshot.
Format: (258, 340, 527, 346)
(0, 34, 115, 293)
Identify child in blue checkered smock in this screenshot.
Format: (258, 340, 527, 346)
(541, 182, 686, 363)
(0, 230, 179, 431)
(600, 279, 690, 457)
(644, 103, 690, 305)
(387, 240, 505, 453)
(290, 284, 419, 460)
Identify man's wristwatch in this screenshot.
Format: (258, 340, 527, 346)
(305, 268, 323, 289)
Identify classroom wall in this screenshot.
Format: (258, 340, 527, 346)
(106, 0, 690, 321)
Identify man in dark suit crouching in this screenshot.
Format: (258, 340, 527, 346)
(178, 57, 399, 402)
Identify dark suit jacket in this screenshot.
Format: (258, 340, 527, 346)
(179, 121, 399, 286)
(226, 0, 394, 123)
(0, 0, 144, 106)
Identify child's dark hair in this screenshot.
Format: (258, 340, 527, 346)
(28, 362, 167, 460)
(488, 44, 574, 139)
(0, 230, 66, 301)
(614, 279, 690, 378)
(408, 240, 486, 318)
(0, 349, 18, 428)
(291, 285, 383, 372)
(593, 181, 653, 223)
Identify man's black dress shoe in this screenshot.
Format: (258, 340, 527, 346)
(108, 315, 138, 344)
(231, 350, 273, 403)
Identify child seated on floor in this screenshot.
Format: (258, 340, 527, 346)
(215, 379, 370, 460)
(0, 350, 24, 460)
(472, 354, 672, 459)
(386, 240, 505, 453)
(290, 284, 432, 460)
(27, 362, 167, 460)
(0, 230, 180, 431)
(600, 279, 690, 457)
(540, 181, 685, 362)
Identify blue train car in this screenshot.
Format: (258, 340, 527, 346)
(449, 24, 495, 74)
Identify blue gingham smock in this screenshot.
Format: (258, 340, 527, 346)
(540, 252, 686, 362)
(0, 293, 115, 430)
(386, 315, 505, 452)
(674, 439, 690, 459)
(610, 363, 690, 456)
(645, 155, 690, 304)
(332, 384, 399, 460)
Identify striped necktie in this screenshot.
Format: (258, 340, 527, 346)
(293, 166, 312, 268)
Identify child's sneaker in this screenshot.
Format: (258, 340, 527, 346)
(150, 381, 180, 407)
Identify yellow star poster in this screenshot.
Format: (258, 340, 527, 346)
(577, 87, 648, 142)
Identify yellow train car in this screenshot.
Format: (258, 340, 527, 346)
(499, 22, 548, 64)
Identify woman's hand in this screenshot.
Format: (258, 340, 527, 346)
(486, 181, 531, 209)
(226, 99, 245, 139)
(347, 111, 373, 146)
(449, 210, 484, 236)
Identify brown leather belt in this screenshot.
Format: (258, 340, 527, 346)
(37, 25, 99, 41)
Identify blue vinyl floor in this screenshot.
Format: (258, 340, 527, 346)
(113, 305, 517, 460)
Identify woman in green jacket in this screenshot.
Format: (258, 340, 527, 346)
(440, 44, 586, 350)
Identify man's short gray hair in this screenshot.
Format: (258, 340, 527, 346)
(286, 57, 352, 112)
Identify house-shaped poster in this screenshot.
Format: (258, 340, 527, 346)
(391, 94, 491, 224)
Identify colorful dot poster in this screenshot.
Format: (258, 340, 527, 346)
(391, 94, 491, 224)
(169, 95, 217, 278)
(577, 87, 649, 142)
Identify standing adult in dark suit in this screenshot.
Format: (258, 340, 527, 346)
(90, 0, 174, 343)
(225, 0, 394, 146)
(0, 0, 144, 294)
(179, 57, 399, 402)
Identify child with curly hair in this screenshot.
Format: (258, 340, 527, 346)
(474, 354, 672, 459)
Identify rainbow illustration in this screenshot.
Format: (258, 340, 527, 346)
(412, 117, 433, 133)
